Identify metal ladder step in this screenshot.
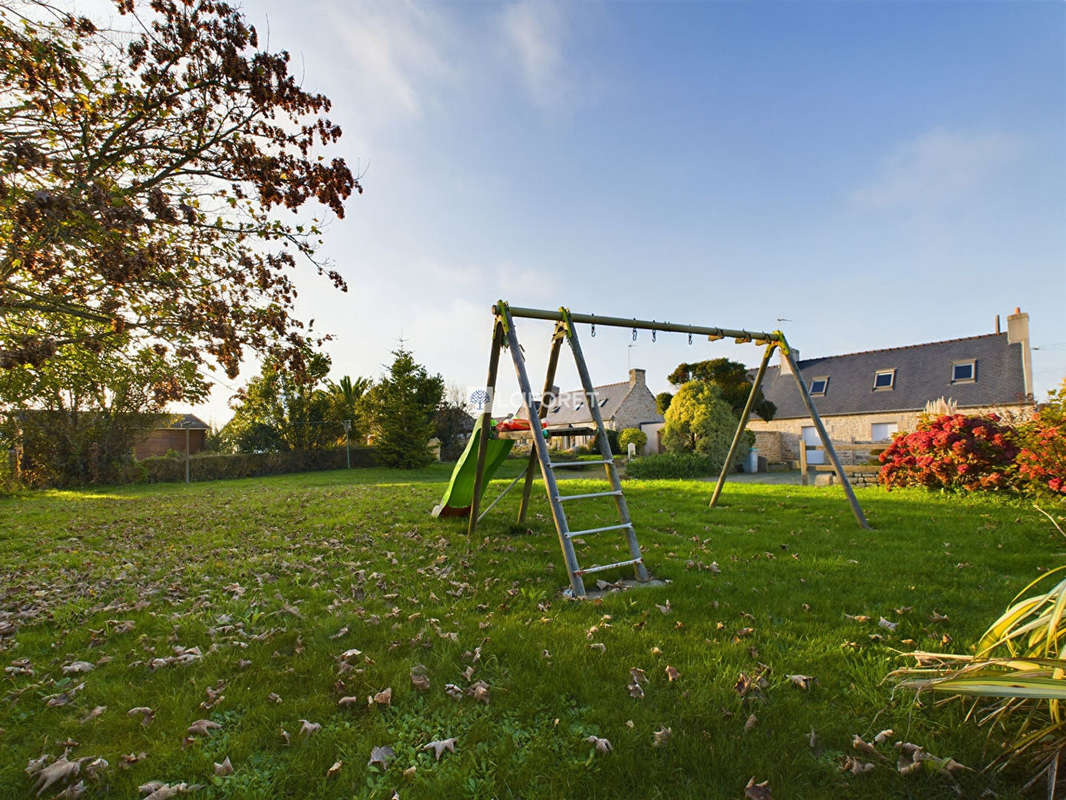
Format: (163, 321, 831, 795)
(548, 459, 614, 468)
(575, 557, 644, 577)
(556, 490, 622, 502)
(565, 522, 633, 539)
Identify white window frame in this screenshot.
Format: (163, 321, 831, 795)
(809, 376, 829, 397)
(951, 359, 976, 384)
(871, 421, 899, 442)
(873, 369, 896, 391)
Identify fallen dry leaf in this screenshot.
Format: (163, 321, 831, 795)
(371, 687, 392, 707)
(665, 665, 680, 682)
(326, 760, 343, 777)
(368, 745, 394, 770)
(744, 777, 772, 800)
(851, 734, 878, 757)
(423, 737, 457, 761)
(584, 735, 612, 755)
(652, 726, 672, 747)
(744, 713, 758, 732)
(410, 665, 430, 692)
(299, 720, 321, 736)
(128, 707, 154, 726)
(213, 756, 233, 776)
(842, 756, 876, 775)
(785, 674, 815, 691)
(873, 729, 894, 745)
(62, 661, 95, 675)
(143, 782, 191, 800)
(187, 719, 221, 737)
(467, 680, 490, 704)
(31, 755, 81, 797)
(338, 696, 360, 707)
(878, 617, 898, 632)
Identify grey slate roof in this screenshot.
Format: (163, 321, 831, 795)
(159, 414, 210, 430)
(757, 333, 1028, 419)
(517, 380, 662, 427)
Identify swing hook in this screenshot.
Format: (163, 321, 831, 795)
(688, 333, 693, 345)
(591, 323, 596, 338)
(652, 330, 656, 343)
(632, 327, 637, 342)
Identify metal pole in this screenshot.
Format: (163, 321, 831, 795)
(185, 428, 190, 484)
(562, 308, 649, 584)
(709, 343, 776, 508)
(780, 338, 870, 529)
(518, 322, 566, 524)
(500, 303, 587, 596)
(467, 319, 504, 539)
(343, 419, 351, 469)
(505, 305, 781, 345)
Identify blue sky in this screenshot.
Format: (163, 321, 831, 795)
(175, 1, 1064, 425)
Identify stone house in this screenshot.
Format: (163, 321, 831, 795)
(747, 309, 1035, 464)
(519, 368, 664, 452)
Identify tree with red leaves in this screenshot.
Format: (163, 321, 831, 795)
(0, 0, 358, 385)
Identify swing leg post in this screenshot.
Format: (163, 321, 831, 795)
(710, 343, 775, 508)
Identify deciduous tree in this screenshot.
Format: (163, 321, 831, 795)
(0, 0, 357, 380)
(667, 358, 775, 421)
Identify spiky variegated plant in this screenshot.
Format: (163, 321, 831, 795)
(896, 558, 1066, 795)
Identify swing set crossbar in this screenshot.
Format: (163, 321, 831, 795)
(501, 305, 783, 345)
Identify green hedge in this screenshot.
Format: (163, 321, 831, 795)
(136, 447, 379, 484)
(626, 452, 725, 479)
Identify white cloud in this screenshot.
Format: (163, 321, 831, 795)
(501, 0, 572, 108)
(852, 129, 1021, 210)
(326, 1, 458, 124)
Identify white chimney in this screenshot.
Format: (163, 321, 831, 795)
(1007, 307, 1033, 400)
(778, 348, 800, 377)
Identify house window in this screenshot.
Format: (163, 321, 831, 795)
(550, 406, 560, 414)
(871, 422, 898, 442)
(809, 377, 829, 396)
(599, 398, 609, 407)
(873, 369, 896, 391)
(952, 359, 976, 383)
(574, 401, 584, 411)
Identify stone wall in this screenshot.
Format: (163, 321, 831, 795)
(613, 384, 663, 432)
(752, 430, 783, 462)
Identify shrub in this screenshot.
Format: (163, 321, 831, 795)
(661, 381, 738, 469)
(136, 448, 378, 484)
(878, 413, 1018, 492)
(626, 452, 723, 479)
(1016, 379, 1066, 497)
(618, 428, 647, 453)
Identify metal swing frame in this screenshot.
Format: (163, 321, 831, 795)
(467, 302, 869, 595)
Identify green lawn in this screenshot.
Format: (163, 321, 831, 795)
(0, 464, 1058, 799)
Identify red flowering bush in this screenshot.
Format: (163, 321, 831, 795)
(878, 413, 1019, 492)
(1016, 380, 1066, 497)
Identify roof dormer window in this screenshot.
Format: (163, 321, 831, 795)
(951, 359, 976, 384)
(809, 377, 829, 397)
(873, 369, 896, 391)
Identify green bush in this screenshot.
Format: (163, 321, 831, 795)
(661, 381, 738, 468)
(618, 427, 647, 453)
(626, 452, 724, 479)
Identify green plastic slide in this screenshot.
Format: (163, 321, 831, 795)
(432, 417, 514, 517)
